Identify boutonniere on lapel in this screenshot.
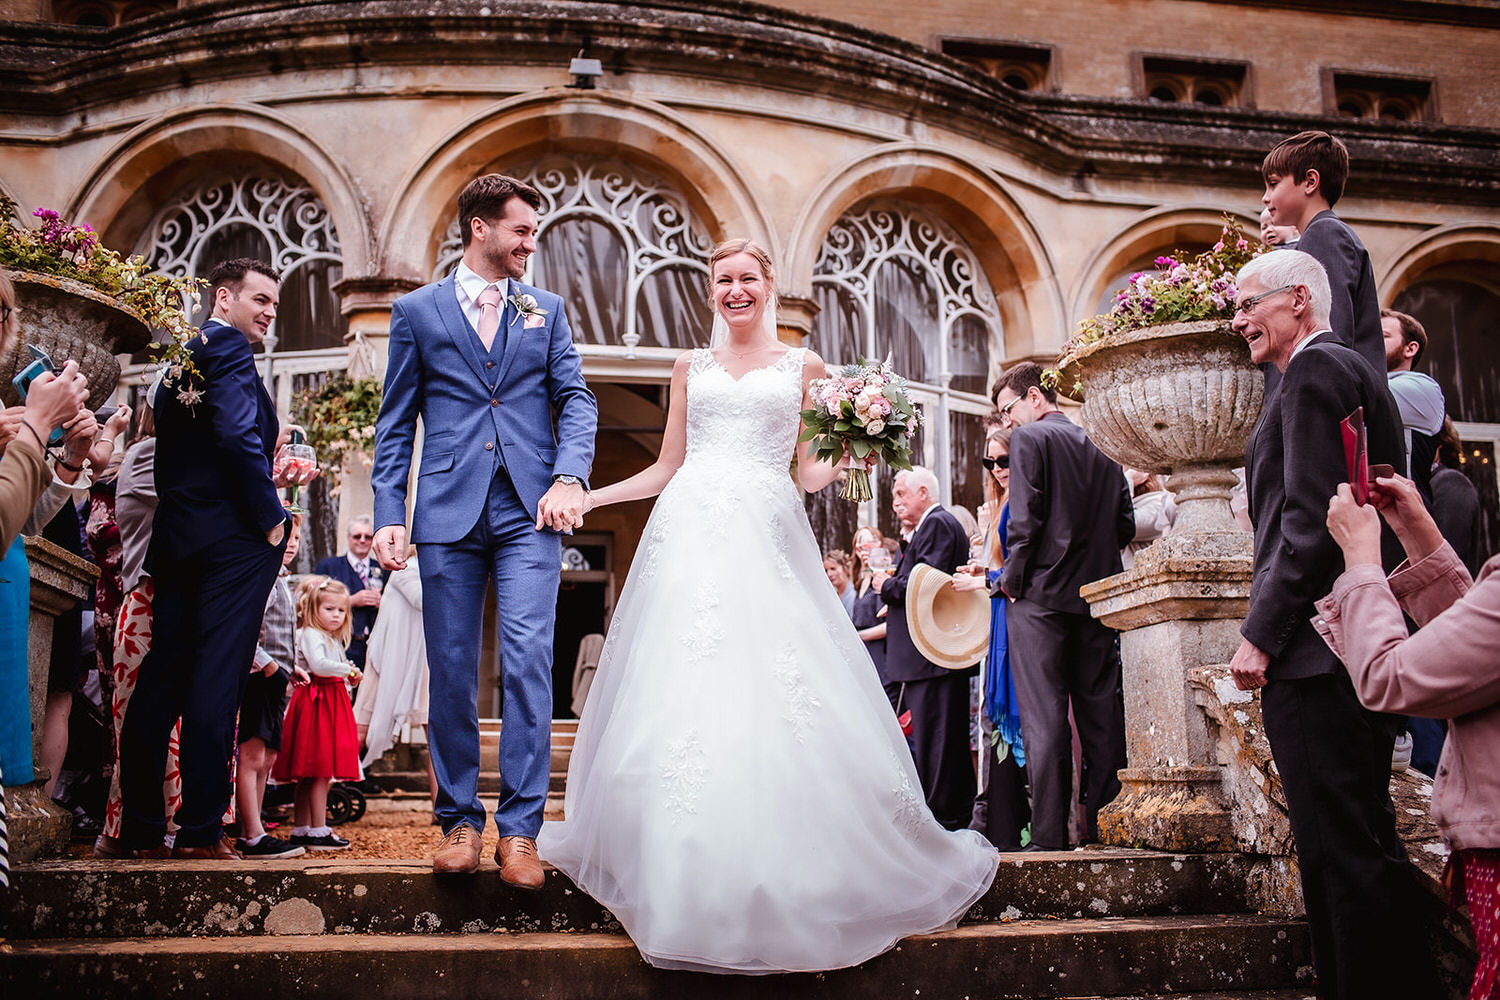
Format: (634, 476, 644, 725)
(509, 292, 549, 329)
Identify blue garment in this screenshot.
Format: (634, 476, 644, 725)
(0, 537, 32, 785)
(984, 505, 1025, 767)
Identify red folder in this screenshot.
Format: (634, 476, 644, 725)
(1341, 406, 1395, 505)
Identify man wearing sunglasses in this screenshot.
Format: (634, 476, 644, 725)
(315, 516, 382, 671)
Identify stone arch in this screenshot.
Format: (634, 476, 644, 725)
(1073, 206, 1258, 325)
(380, 91, 773, 284)
(67, 104, 374, 275)
(784, 146, 1062, 362)
(1380, 224, 1500, 302)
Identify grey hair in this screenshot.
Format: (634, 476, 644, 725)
(1236, 249, 1331, 327)
(348, 515, 375, 533)
(896, 466, 939, 497)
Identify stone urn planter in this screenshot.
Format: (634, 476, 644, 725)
(1057, 319, 1274, 856)
(1059, 318, 1262, 546)
(0, 269, 152, 409)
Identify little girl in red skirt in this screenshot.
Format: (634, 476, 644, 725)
(273, 576, 363, 851)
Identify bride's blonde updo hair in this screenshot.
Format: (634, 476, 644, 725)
(706, 239, 775, 302)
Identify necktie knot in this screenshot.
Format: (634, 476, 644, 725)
(476, 284, 504, 349)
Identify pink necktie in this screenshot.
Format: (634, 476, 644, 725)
(476, 284, 503, 351)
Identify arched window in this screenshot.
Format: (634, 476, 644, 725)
(434, 158, 713, 349)
(135, 171, 348, 569)
(137, 172, 347, 355)
(809, 202, 1000, 542)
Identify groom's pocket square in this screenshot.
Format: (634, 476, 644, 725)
(524, 314, 547, 329)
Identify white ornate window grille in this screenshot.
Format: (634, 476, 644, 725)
(810, 202, 999, 528)
(433, 158, 713, 350)
(812, 202, 997, 391)
(137, 172, 346, 354)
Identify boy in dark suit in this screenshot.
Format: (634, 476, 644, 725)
(1261, 130, 1385, 376)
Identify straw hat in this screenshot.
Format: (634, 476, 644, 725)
(905, 564, 990, 670)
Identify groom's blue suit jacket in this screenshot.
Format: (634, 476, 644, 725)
(372, 274, 597, 543)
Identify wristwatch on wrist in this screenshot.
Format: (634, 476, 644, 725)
(553, 474, 583, 486)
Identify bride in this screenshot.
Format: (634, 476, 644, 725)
(538, 238, 999, 974)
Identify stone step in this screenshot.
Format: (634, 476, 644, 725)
(2, 850, 1260, 940)
(0, 915, 1311, 999)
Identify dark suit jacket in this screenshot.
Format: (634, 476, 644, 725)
(879, 505, 970, 682)
(1001, 411, 1134, 614)
(148, 319, 285, 568)
(314, 554, 378, 658)
(1243, 333, 1404, 681)
(1296, 211, 1385, 376)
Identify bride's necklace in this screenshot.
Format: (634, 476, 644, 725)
(724, 342, 771, 360)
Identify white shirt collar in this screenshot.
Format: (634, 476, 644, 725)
(454, 261, 509, 309)
(912, 501, 940, 535)
(1288, 328, 1331, 363)
(346, 551, 369, 573)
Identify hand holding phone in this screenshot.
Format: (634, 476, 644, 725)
(12, 345, 65, 445)
(19, 356, 89, 448)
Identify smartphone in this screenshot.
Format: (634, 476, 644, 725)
(11, 345, 66, 445)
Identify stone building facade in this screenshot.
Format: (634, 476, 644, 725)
(2, 0, 1497, 712)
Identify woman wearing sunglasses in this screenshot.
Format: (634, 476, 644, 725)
(954, 425, 1031, 850)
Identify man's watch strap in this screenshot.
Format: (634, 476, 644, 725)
(553, 474, 583, 486)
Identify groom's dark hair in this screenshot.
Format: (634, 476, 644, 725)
(458, 173, 543, 247)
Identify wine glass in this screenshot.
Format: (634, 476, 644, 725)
(282, 442, 317, 514)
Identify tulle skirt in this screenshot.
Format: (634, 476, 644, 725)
(540, 463, 999, 973)
(272, 676, 360, 782)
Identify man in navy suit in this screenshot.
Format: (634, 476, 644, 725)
(994, 361, 1134, 851)
(314, 516, 381, 670)
(875, 466, 974, 830)
(1229, 250, 1439, 998)
(371, 174, 597, 885)
(119, 258, 304, 859)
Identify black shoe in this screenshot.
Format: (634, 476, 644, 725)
(236, 835, 306, 858)
(289, 832, 350, 851)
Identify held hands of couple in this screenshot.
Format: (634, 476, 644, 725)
(536, 480, 587, 533)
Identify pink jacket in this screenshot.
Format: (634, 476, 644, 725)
(1314, 543, 1500, 852)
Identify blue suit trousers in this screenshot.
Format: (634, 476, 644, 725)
(419, 465, 560, 838)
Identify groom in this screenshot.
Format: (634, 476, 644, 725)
(371, 173, 597, 886)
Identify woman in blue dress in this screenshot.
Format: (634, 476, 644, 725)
(955, 425, 1030, 850)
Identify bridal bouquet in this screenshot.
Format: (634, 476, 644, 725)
(800, 358, 920, 501)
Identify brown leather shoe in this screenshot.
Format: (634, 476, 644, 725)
(130, 844, 172, 860)
(495, 835, 545, 890)
(432, 823, 482, 875)
(171, 835, 243, 860)
(92, 834, 125, 859)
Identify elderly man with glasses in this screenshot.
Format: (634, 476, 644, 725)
(314, 515, 383, 672)
(1229, 249, 1441, 998)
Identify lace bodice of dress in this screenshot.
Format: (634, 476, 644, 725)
(681, 348, 807, 477)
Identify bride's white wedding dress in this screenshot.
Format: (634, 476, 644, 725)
(538, 347, 999, 974)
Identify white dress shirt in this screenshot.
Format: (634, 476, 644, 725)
(453, 261, 510, 335)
